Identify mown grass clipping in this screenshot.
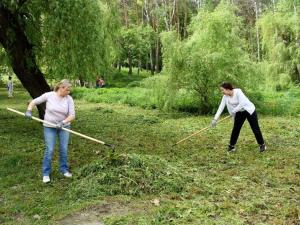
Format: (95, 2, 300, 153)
(68, 153, 192, 200)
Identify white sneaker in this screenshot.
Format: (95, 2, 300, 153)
(63, 172, 72, 178)
(43, 176, 50, 183)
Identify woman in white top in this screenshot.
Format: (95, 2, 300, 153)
(211, 82, 266, 152)
(25, 80, 75, 183)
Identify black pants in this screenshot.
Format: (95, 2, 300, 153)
(230, 110, 264, 146)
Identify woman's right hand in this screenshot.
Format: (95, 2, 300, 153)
(211, 119, 217, 128)
(25, 110, 32, 119)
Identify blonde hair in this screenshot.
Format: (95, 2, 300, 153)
(54, 79, 72, 91)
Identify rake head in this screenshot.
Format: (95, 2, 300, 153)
(104, 143, 115, 150)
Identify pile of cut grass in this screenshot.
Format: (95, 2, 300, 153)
(68, 153, 192, 200)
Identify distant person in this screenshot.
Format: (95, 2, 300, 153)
(7, 76, 13, 98)
(96, 77, 100, 88)
(75, 79, 81, 87)
(25, 79, 75, 183)
(211, 82, 266, 152)
(99, 78, 105, 88)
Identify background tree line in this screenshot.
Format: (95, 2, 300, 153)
(0, 0, 299, 115)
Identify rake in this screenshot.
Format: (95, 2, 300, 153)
(7, 107, 115, 149)
(173, 115, 231, 147)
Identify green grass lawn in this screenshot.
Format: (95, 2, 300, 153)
(0, 88, 299, 225)
(106, 68, 151, 88)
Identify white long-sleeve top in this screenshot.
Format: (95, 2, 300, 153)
(213, 88, 255, 120)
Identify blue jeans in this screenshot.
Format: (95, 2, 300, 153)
(43, 126, 70, 176)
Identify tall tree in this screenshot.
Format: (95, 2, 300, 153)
(0, 1, 50, 117)
(0, 0, 118, 117)
(259, 0, 300, 87)
(162, 2, 256, 113)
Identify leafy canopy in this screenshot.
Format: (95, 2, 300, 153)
(1, 0, 119, 81)
(162, 2, 257, 113)
(259, 0, 300, 87)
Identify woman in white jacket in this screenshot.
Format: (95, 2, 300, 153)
(212, 82, 266, 152)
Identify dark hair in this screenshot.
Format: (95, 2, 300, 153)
(220, 82, 234, 90)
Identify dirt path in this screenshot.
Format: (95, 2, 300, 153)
(58, 200, 152, 225)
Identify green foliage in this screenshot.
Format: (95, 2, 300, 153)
(259, 0, 300, 87)
(72, 87, 156, 109)
(162, 3, 259, 113)
(0, 48, 21, 86)
(41, 0, 119, 81)
(258, 86, 300, 116)
(72, 72, 300, 116)
(0, 48, 14, 83)
(1, 0, 120, 84)
(72, 74, 201, 112)
(118, 25, 156, 67)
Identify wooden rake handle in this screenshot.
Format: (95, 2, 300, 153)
(7, 107, 115, 149)
(173, 115, 231, 146)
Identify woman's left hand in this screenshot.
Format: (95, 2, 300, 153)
(56, 121, 66, 129)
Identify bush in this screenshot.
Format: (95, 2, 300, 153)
(257, 87, 300, 116)
(72, 79, 300, 116)
(161, 3, 258, 113)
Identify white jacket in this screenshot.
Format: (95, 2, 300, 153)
(214, 88, 255, 120)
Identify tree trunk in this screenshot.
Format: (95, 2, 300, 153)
(272, 0, 276, 13)
(128, 49, 132, 75)
(145, 56, 149, 71)
(0, 3, 50, 118)
(155, 37, 160, 73)
(144, 0, 153, 74)
(150, 49, 155, 75)
(176, 0, 180, 37)
(254, 0, 260, 61)
(78, 75, 85, 87)
(295, 64, 300, 82)
(183, 0, 188, 38)
(137, 59, 140, 76)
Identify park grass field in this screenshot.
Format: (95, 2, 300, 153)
(0, 87, 299, 225)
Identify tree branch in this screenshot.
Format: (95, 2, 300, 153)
(17, 0, 28, 8)
(0, 2, 50, 118)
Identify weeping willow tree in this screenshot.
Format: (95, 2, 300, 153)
(41, 1, 119, 81)
(259, 0, 300, 90)
(0, 0, 119, 117)
(162, 2, 257, 113)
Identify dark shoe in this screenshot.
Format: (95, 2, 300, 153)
(259, 144, 266, 152)
(227, 145, 236, 152)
